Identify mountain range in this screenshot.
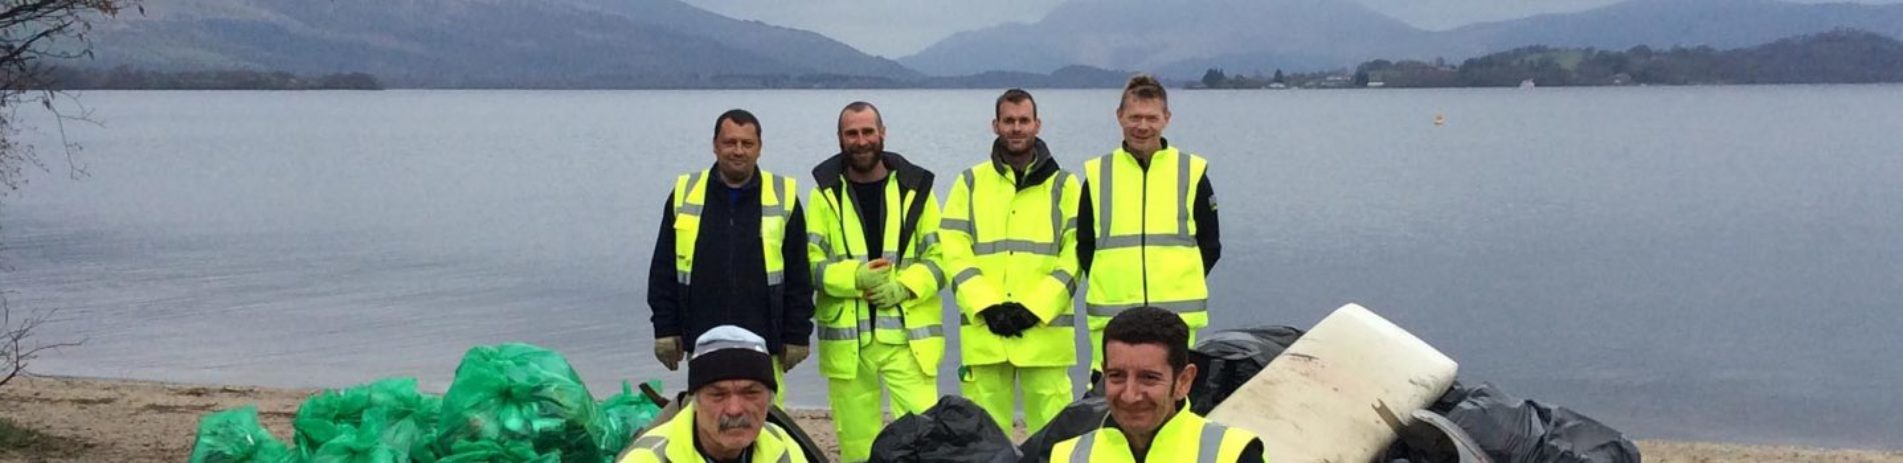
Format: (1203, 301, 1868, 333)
(75, 0, 1903, 86)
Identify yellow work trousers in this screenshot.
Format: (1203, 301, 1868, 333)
(963, 363, 1073, 436)
(827, 341, 938, 463)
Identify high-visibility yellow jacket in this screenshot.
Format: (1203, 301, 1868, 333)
(1050, 408, 1264, 463)
(941, 139, 1081, 367)
(1081, 145, 1212, 331)
(805, 152, 946, 379)
(615, 403, 811, 463)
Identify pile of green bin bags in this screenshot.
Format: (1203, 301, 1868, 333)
(187, 343, 664, 463)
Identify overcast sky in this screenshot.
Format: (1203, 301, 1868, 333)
(681, 0, 1903, 58)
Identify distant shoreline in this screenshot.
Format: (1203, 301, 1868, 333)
(4, 375, 1900, 462)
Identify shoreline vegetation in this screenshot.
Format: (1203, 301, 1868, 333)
(3, 376, 1901, 462)
(45, 29, 1903, 91)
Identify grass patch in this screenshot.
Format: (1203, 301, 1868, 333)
(0, 416, 86, 457)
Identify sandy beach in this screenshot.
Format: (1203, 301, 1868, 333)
(3, 376, 1899, 462)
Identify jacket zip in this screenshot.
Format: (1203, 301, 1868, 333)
(1138, 154, 1151, 307)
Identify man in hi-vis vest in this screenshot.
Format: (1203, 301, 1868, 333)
(647, 110, 815, 405)
(941, 89, 1081, 436)
(1050, 307, 1266, 462)
(1077, 75, 1223, 365)
(807, 101, 947, 462)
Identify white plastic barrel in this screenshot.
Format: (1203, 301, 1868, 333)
(1206, 303, 1459, 463)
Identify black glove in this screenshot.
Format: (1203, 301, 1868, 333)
(998, 302, 1042, 334)
(980, 304, 1020, 337)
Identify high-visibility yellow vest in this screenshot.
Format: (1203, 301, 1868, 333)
(1082, 146, 1210, 331)
(615, 403, 811, 463)
(1049, 409, 1261, 463)
(671, 169, 798, 291)
(941, 160, 1081, 367)
(806, 174, 947, 380)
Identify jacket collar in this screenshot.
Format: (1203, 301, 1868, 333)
(989, 137, 1059, 188)
(811, 150, 933, 191)
(707, 163, 763, 191)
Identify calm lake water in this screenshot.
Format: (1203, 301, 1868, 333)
(3, 87, 1899, 449)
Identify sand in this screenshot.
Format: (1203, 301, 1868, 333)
(3, 376, 1899, 462)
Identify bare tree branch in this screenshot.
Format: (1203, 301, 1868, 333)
(1, 292, 82, 389)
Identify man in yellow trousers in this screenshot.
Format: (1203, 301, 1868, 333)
(806, 101, 947, 462)
(941, 88, 1081, 436)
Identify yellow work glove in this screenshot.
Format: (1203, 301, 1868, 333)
(781, 344, 810, 371)
(854, 258, 893, 293)
(865, 279, 913, 309)
(653, 336, 683, 371)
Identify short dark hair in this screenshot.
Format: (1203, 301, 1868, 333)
(839, 101, 884, 130)
(1118, 74, 1168, 112)
(1102, 306, 1191, 373)
(995, 88, 1037, 119)
(714, 109, 761, 141)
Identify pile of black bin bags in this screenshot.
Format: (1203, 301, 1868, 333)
(1007, 326, 1643, 463)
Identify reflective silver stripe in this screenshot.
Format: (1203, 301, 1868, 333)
(1071, 431, 1097, 463)
(882, 252, 899, 263)
(918, 260, 946, 287)
(1096, 234, 1197, 250)
(1086, 299, 1208, 317)
(1176, 151, 1193, 241)
(807, 233, 830, 251)
(874, 316, 906, 330)
(1096, 157, 1113, 242)
(676, 271, 691, 285)
(813, 260, 836, 287)
(952, 268, 981, 291)
(1052, 269, 1074, 288)
(921, 231, 941, 251)
(1051, 314, 1076, 326)
(693, 340, 769, 357)
(817, 326, 858, 341)
(761, 205, 787, 217)
(907, 324, 944, 340)
(1197, 422, 1229, 463)
(765, 425, 794, 463)
(940, 218, 974, 235)
(1064, 217, 1078, 232)
(973, 239, 1057, 256)
(778, 176, 798, 220)
(765, 271, 784, 285)
(678, 171, 706, 217)
(1050, 171, 1069, 244)
(963, 169, 979, 236)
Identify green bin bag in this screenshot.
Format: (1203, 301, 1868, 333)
(189, 406, 296, 463)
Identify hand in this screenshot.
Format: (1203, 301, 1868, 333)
(654, 336, 683, 371)
(1000, 302, 1042, 334)
(980, 304, 1019, 337)
(855, 258, 893, 292)
(781, 344, 810, 371)
(865, 280, 913, 308)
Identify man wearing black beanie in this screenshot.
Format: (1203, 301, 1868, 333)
(618, 326, 811, 463)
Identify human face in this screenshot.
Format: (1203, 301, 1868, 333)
(712, 119, 761, 186)
(992, 99, 1041, 155)
(838, 109, 885, 174)
(1102, 340, 1195, 438)
(693, 379, 772, 457)
(1116, 97, 1170, 154)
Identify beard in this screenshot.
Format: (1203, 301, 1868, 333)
(843, 139, 884, 174)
